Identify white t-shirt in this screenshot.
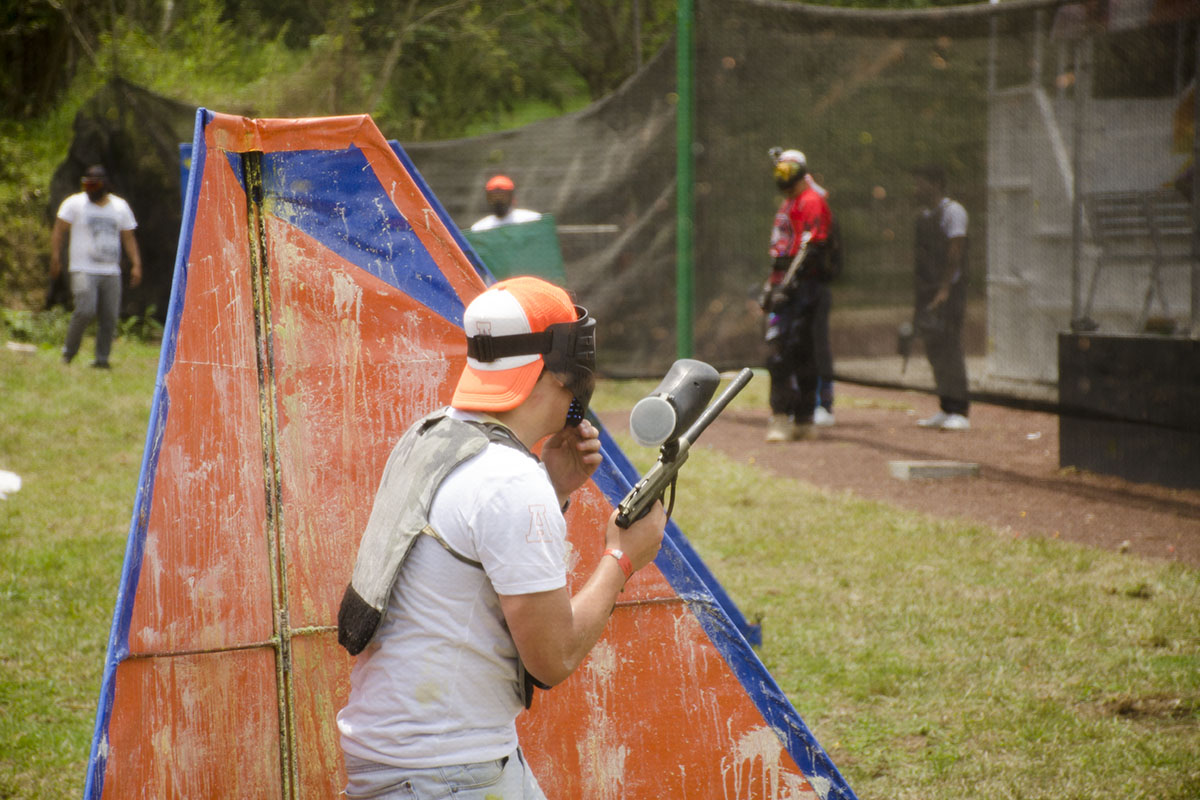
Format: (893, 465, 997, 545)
(469, 208, 542, 231)
(937, 197, 968, 239)
(337, 408, 568, 768)
(56, 192, 137, 276)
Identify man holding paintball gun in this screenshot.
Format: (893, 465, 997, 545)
(336, 276, 666, 799)
(758, 149, 834, 442)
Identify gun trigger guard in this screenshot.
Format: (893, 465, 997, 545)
(665, 475, 678, 522)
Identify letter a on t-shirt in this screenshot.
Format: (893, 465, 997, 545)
(526, 504, 553, 543)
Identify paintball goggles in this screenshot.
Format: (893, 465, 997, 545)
(616, 360, 754, 528)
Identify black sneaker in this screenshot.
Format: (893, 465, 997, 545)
(90, 361, 111, 369)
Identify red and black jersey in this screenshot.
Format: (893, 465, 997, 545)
(768, 187, 832, 259)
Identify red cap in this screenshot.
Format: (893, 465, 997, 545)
(485, 174, 515, 192)
(452, 277, 578, 412)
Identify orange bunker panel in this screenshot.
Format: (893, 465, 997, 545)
(85, 110, 856, 800)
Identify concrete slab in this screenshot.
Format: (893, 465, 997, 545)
(889, 460, 981, 480)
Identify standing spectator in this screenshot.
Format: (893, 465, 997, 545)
(804, 172, 838, 427)
(337, 276, 666, 799)
(470, 174, 542, 231)
(911, 164, 970, 431)
(49, 165, 142, 368)
(758, 149, 833, 442)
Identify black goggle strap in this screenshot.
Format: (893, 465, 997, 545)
(466, 329, 554, 363)
(465, 307, 593, 366)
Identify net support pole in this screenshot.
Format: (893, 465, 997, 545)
(1191, 24, 1199, 337)
(676, 0, 695, 359)
(1068, 37, 1090, 328)
(986, 0, 998, 92)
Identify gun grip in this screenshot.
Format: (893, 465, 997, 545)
(615, 492, 658, 529)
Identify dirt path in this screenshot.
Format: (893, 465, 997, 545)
(599, 382, 1200, 568)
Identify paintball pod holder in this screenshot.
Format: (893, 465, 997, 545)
(616, 360, 754, 528)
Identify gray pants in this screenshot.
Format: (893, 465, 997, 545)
(64, 272, 121, 365)
(344, 749, 547, 799)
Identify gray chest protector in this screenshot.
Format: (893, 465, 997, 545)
(336, 409, 549, 706)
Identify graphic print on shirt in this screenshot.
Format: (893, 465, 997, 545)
(526, 504, 553, 543)
(85, 212, 122, 264)
(769, 205, 796, 258)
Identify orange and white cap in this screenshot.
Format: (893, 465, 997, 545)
(452, 277, 581, 412)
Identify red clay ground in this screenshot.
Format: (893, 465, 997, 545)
(599, 382, 1200, 569)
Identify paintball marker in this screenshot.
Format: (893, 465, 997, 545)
(897, 321, 914, 374)
(758, 231, 812, 312)
(616, 360, 754, 528)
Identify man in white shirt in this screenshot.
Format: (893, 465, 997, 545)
(470, 174, 542, 231)
(912, 164, 971, 431)
(337, 276, 666, 799)
(50, 165, 142, 368)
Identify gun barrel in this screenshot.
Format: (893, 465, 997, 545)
(679, 368, 753, 447)
(614, 368, 753, 529)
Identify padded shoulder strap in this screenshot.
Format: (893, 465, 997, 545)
(417, 418, 536, 568)
(465, 418, 536, 460)
(337, 412, 539, 654)
(338, 411, 491, 653)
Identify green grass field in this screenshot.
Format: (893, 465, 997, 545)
(2, 340, 1198, 798)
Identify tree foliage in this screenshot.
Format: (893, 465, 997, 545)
(6, 0, 976, 133)
(5, 0, 682, 138)
(1, 1, 92, 117)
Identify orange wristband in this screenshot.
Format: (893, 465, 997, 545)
(603, 548, 634, 581)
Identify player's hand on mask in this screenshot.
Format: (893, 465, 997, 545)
(543, 418, 602, 501)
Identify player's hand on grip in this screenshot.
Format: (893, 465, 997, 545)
(608, 502, 666, 573)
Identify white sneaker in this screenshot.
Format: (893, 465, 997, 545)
(766, 414, 793, 442)
(813, 407, 835, 427)
(917, 411, 949, 428)
(940, 413, 970, 431)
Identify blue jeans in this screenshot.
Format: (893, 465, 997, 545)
(344, 749, 546, 799)
(812, 281, 834, 411)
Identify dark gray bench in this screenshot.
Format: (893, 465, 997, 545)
(1082, 189, 1195, 330)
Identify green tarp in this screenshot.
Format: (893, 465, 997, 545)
(463, 215, 566, 283)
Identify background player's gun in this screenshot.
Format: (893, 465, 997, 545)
(758, 231, 812, 312)
(616, 360, 754, 528)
